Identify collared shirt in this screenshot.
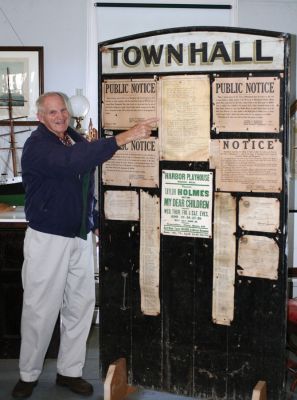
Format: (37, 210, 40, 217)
(59, 133, 74, 146)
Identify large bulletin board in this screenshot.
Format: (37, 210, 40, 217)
(98, 27, 291, 399)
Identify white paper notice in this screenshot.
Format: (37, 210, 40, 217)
(159, 75, 210, 161)
(210, 139, 282, 193)
(212, 192, 236, 326)
(140, 191, 160, 316)
(102, 78, 158, 129)
(239, 196, 280, 233)
(212, 76, 280, 133)
(161, 170, 213, 238)
(104, 190, 139, 221)
(102, 138, 159, 188)
(238, 235, 279, 280)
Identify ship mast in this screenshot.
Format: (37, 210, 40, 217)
(6, 68, 18, 177)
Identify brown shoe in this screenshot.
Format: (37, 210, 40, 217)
(12, 380, 38, 398)
(56, 373, 93, 396)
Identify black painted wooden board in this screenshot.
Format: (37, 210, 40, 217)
(99, 168, 287, 398)
(99, 192, 287, 398)
(99, 217, 287, 399)
(99, 221, 135, 378)
(99, 188, 287, 399)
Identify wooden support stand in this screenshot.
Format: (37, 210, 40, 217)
(104, 358, 136, 400)
(251, 381, 267, 400)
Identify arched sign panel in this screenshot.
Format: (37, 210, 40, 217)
(98, 27, 290, 399)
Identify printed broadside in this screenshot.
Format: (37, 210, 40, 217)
(102, 138, 159, 188)
(239, 196, 280, 233)
(104, 190, 139, 221)
(212, 76, 280, 133)
(161, 170, 213, 238)
(210, 139, 282, 192)
(102, 78, 158, 129)
(159, 75, 210, 161)
(238, 235, 279, 280)
(212, 192, 236, 326)
(140, 191, 160, 316)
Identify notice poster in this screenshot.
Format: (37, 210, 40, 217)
(102, 78, 158, 129)
(140, 191, 160, 316)
(212, 192, 236, 326)
(161, 170, 213, 238)
(159, 75, 210, 161)
(238, 235, 279, 280)
(239, 196, 280, 233)
(104, 190, 139, 221)
(210, 139, 282, 193)
(102, 137, 159, 188)
(212, 76, 280, 133)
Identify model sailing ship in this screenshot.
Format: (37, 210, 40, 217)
(0, 68, 31, 206)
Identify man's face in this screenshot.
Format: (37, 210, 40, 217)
(37, 95, 70, 137)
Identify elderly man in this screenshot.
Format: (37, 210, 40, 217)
(12, 92, 157, 398)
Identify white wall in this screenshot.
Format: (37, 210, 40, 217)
(0, 0, 87, 99)
(238, 0, 296, 102)
(96, 0, 237, 43)
(238, 0, 297, 33)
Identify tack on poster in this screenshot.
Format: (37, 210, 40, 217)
(161, 170, 213, 238)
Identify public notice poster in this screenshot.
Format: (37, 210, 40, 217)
(159, 75, 210, 161)
(212, 76, 280, 133)
(102, 78, 158, 129)
(102, 137, 159, 188)
(210, 139, 282, 192)
(161, 170, 213, 238)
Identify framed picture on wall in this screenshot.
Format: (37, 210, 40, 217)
(0, 46, 44, 125)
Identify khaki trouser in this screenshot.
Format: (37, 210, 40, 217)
(19, 228, 95, 382)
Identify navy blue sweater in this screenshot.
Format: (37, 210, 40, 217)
(21, 123, 119, 238)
